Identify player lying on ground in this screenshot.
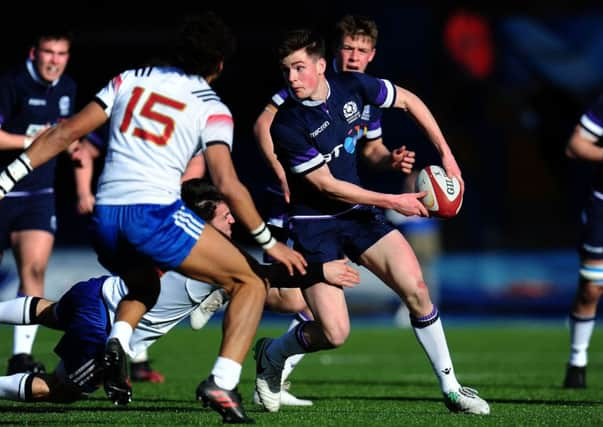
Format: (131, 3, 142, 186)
(0, 258, 355, 404)
(0, 179, 359, 422)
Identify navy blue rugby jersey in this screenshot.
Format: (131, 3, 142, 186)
(578, 94, 603, 192)
(0, 60, 77, 193)
(270, 63, 383, 141)
(271, 72, 395, 217)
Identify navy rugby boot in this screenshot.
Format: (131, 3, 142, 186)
(103, 338, 132, 405)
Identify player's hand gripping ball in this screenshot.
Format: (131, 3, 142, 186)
(415, 165, 462, 218)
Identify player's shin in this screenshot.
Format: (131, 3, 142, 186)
(410, 306, 461, 393)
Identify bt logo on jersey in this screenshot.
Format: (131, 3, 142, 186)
(343, 125, 366, 153)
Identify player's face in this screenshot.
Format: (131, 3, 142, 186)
(336, 35, 375, 73)
(32, 38, 70, 83)
(210, 202, 235, 238)
(281, 49, 326, 100)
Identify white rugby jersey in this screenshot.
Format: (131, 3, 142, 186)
(101, 272, 219, 358)
(94, 66, 233, 205)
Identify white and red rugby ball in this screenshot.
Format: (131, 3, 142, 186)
(415, 165, 462, 219)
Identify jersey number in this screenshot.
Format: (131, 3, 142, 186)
(119, 86, 186, 146)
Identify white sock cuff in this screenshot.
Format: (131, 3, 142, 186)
(108, 321, 135, 357)
(211, 357, 242, 390)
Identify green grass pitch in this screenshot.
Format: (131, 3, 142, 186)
(0, 320, 601, 425)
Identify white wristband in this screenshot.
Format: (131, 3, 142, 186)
(251, 222, 274, 248)
(23, 136, 33, 149)
(0, 153, 32, 196)
(262, 237, 277, 250)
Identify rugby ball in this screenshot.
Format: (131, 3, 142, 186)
(415, 165, 462, 218)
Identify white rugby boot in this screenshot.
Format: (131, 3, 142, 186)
(254, 337, 284, 412)
(190, 288, 227, 330)
(443, 386, 490, 415)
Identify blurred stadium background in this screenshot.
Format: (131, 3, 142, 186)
(2, 2, 603, 322)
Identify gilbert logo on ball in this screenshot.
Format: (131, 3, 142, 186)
(415, 165, 462, 218)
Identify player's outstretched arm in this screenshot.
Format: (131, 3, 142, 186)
(393, 85, 464, 193)
(0, 102, 108, 199)
(261, 258, 359, 289)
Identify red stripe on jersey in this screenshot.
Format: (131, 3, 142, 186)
(207, 114, 233, 125)
(112, 74, 123, 92)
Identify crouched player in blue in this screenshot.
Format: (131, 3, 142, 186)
(252, 29, 490, 415)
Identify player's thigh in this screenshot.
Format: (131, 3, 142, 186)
(10, 229, 54, 270)
(359, 229, 424, 297)
(266, 288, 307, 313)
(179, 225, 265, 294)
(302, 282, 349, 336)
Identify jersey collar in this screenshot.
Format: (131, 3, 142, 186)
(291, 79, 331, 107)
(26, 59, 60, 87)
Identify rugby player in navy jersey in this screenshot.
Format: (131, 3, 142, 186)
(249, 16, 415, 405)
(252, 28, 490, 415)
(563, 93, 603, 389)
(0, 28, 78, 376)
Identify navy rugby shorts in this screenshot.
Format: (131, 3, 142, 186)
(0, 194, 56, 250)
(289, 206, 394, 264)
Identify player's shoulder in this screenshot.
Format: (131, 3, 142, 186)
(273, 96, 304, 123)
(58, 73, 77, 91)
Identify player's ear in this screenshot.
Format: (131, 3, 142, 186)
(368, 48, 376, 63)
(317, 57, 326, 75)
(28, 47, 36, 61)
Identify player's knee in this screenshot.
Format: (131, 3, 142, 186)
(403, 279, 431, 313)
(21, 263, 47, 285)
(266, 290, 306, 313)
(122, 271, 161, 311)
(24, 374, 52, 402)
(579, 262, 603, 286)
(227, 272, 266, 298)
(323, 324, 350, 347)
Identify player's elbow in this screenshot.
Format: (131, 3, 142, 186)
(565, 144, 577, 159)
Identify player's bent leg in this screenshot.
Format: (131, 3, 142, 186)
(180, 225, 267, 364)
(302, 283, 350, 347)
(181, 227, 265, 423)
(254, 284, 347, 412)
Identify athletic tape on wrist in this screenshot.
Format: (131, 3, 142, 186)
(0, 153, 32, 195)
(23, 136, 33, 149)
(261, 236, 277, 250)
(251, 222, 274, 247)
